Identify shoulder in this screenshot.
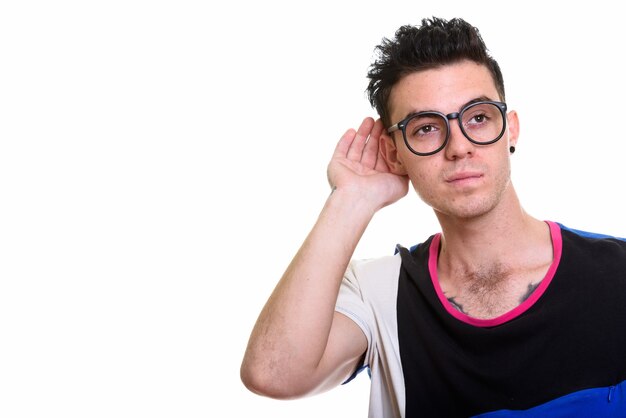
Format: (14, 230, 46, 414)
(337, 255, 402, 308)
(557, 222, 626, 267)
(342, 255, 402, 297)
(347, 255, 402, 281)
(342, 235, 438, 299)
(558, 223, 626, 242)
(558, 223, 626, 252)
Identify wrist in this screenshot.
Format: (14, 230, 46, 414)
(325, 185, 380, 220)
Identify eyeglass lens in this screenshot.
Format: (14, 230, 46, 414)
(404, 102, 504, 155)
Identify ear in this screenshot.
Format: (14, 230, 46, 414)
(506, 110, 520, 149)
(379, 132, 408, 175)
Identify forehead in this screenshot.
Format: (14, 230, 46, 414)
(388, 60, 500, 120)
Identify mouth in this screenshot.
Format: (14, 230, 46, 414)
(445, 172, 483, 185)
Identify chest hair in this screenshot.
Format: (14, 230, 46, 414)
(443, 262, 542, 320)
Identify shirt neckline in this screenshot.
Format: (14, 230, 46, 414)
(427, 220, 562, 327)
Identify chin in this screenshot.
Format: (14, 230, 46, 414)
(432, 196, 498, 221)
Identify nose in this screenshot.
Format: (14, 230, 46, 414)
(443, 116, 475, 160)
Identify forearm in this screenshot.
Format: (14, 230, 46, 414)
(241, 187, 376, 396)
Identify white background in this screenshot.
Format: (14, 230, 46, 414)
(1, 1, 625, 417)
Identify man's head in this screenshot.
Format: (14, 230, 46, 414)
(367, 18, 519, 221)
(367, 17, 505, 128)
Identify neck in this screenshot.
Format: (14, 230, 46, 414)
(434, 187, 548, 280)
(433, 187, 553, 319)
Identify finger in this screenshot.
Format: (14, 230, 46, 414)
(374, 146, 392, 173)
(346, 117, 375, 161)
(361, 119, 384, 168)
(333, 128, 357, 158)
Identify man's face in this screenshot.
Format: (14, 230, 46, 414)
(383, 60, 519, 220)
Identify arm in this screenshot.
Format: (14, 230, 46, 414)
(240, 118, 408, 399)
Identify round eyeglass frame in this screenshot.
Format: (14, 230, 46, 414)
(387, 100, 508, 156)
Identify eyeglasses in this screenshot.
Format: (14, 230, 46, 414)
(387, 101, 508, 156)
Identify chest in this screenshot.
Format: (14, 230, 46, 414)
(396, 250, 626, 416)
(438, 262, 549, 320)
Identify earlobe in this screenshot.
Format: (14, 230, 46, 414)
(380, 134, 408, 175)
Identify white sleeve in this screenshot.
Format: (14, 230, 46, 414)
(334, 255, 406, 418)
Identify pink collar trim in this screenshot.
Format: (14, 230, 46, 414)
(428, 221, 562, 327)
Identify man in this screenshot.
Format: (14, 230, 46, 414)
(240, 17, 626, 417)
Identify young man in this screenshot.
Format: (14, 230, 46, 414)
(240, 17, 626, 417)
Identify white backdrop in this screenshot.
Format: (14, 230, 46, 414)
(2, 1, 625, 417)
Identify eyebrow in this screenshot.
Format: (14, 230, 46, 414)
(402, 95, 495, 119)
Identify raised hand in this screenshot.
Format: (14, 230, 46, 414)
(328, 117, 409, 211)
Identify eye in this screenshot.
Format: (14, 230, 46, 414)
(414, 124, 438, 136)
(460, 103, 505, 143)
(474, 114, 486, 123)
(406, 114, 446, 139)
(463, 103, 500, 127)
(468, 112, 489, 125)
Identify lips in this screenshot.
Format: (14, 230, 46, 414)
(445, 171, 483, 183)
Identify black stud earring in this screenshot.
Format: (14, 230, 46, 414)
(509, 146, 516, 154)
